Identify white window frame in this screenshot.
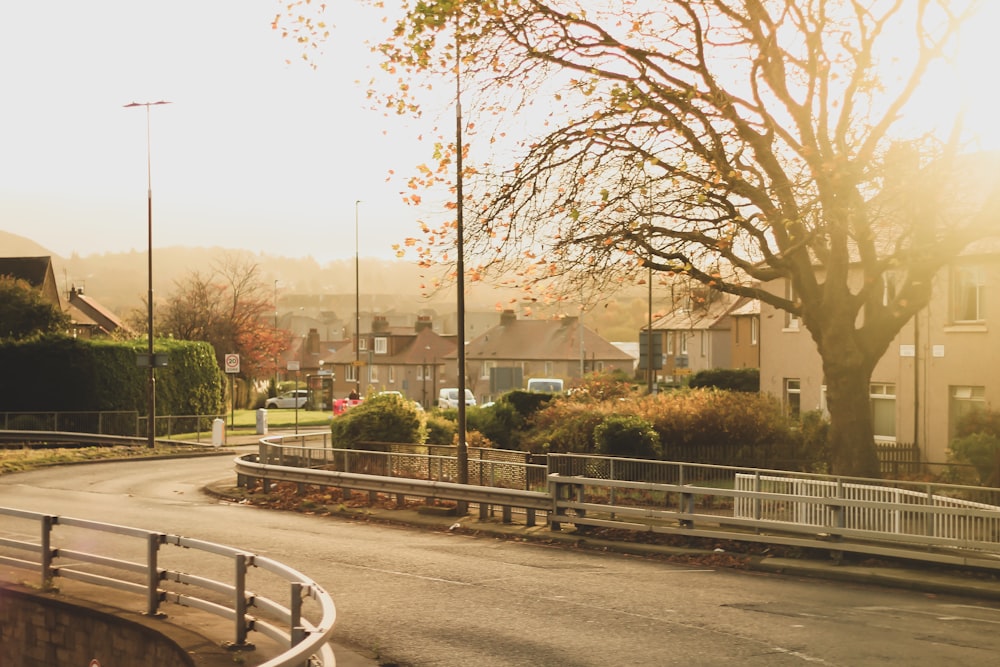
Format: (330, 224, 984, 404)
(358, 337, 368, 352)
(481, 360, 494, 380)
(750, 317, 759, 345)
(388, 365, 395, 384)
(374, 337, 388, 354)
(952, 265, 985, 323)
(679, 333, 688, 356)
(666, 331, 675, 355)
(345, 364, 357, 382)
(369, 364, 379, 383)
(784, 280, 800, 330)
(700, 331, 708, 357)
(870, 382, 897, 442)
(784, 378, 801, 419)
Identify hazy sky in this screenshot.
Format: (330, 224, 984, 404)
(0, 1, 441, 263)
(1, 2, 998, 265)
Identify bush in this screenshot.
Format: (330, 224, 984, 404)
(424, 413, 457, 445)
(330, 392, 425, 448)
(689, 368, 760, 392)
(594, 414, 661, 459)
(466, 399, 525, 450)
(949, 432, 1000, 486)
(519, 400, 614, 454)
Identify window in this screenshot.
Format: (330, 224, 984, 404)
(952, 266, 985, 323)
(882, 271, 897, 307)
(784, 280, 800, 330)
(358, 338, 368, 352)
(666, 331, 675, 355)
(374, 337, 388, 354)
(481, 360, 494, 380)
(784, 378, 801, 419)
(369, 364, 379, 383)
(950, 385, 986, 438)
(544, 361, 554, 376)
(750, 317, 759, 345)
(700, 331, 708, 356)
(346, 364, 357, 382)
(870, 383, 896, 441)
(388, 366, 395, 384)
(679, 333, 688, 356)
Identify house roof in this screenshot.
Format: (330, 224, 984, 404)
(729, 298, 760, 318)
(650, 293, 749, 332)
(464, 312, 633, 362)
(68, 287, 132, 335)
(0, 256, 51, 287)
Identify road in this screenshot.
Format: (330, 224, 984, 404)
(2, 452, 1000, 666)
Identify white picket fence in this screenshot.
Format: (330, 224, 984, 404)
(734, 474, 1000, 544)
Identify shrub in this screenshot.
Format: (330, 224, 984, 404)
(466, 400, 524, 450)
(593, 414, 661, 459)
(520, 400, 614, 454)
(330, 392, 424, 448)
(424, 413, 456, 446)
(949, 432, 1000, 486)
(689, 368, 760, 392)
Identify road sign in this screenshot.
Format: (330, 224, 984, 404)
(224, 354, 240, 374)
(351, 360, 366, 367)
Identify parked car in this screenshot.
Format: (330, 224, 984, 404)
(265, 390, 308, 409)
(437, 388, 476, 409)
(527, 378, 564, 393)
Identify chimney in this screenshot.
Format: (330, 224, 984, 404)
(372, 315, 389, 333)
(560, 315, 578, 328)
(415, 315, 433, 332)
(500, 309, 517, 326)
(306, 328, 320, 354)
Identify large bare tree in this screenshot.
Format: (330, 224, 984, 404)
(158, 255, 284, 380)
(283, 0, 1000, 476)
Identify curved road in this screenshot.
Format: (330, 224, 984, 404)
(2, 452, 1000, 666)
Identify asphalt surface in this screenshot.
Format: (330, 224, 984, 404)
(5, 431, 1000, 667)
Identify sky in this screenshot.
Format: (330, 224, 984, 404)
(0, 1, 443, 264)
(1, 1, 999, 265)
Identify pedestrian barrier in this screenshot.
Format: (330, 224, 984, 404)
(0, 506, 336, 667)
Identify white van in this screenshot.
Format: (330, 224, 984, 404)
(438, 388, 477, 409)
(526, 378, 564, 393)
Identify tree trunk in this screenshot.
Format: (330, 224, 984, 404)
(823, 360, 881, 478)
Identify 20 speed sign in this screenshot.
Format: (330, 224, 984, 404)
(224, 354, 240, 374)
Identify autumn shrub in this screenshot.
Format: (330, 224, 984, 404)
(566, 371, 636, 402)
(503, 390, 556, 417)
(520, 400, 616, 454)
(594, 414, 662, 459)
(689, 368, 760, 392)
(330, 392, 424, 448)
(424, 413, 456, 446)
(466, 399, 524, 449)
(948, 433, 1000, 486)
(632, 389, 796, 466)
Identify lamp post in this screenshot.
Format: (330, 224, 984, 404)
(124, 99, 171, 449)
(354, 199, 362, 396)
(274, 279, 279, 391)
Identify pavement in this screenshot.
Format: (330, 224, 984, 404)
(7, 431, 1000, 667)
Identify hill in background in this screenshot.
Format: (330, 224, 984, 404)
(1, 230, 658, 342)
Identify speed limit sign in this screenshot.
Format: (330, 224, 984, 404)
(224, 353, 240, 374)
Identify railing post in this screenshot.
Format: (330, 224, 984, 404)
(146, 533, 162, 616)
(290, 582, 306, 652)
(40, 515, 54, 591)
(229, 553, 256, 651)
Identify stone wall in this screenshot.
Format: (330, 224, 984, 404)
(0, 584, 194, 667)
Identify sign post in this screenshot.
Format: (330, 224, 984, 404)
(287, 360, 300, 434)
(225, 354, 240, 428)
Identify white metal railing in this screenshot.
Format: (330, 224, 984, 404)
(0, 506, 336, 667)
(734, 473, 1000, 543)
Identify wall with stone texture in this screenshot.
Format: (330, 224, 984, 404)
(0, 585, 194, 667)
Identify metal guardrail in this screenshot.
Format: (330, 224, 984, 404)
(0, 506, 336, 667)
(245, 433, 1000, 571)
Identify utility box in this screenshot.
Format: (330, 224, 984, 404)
(212, 418, 226, 447)
(256, 408, 268, 435)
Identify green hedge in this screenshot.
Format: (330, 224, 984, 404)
(0, 335, 225, 416)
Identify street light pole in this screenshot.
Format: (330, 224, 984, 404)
(124, 100, 170, 449)
(354, 200, 362, 397)
(274, 279, 279, 391)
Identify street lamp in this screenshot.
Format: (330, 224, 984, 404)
(354, 199, 362, 396)
(274, 279, 279, 391)
(124, 99, 171, 449)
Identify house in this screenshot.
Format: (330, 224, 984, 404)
(462, 309, 635, 403)
(0, 256, 62, 307)
(759, 241, 1000, 464)
(647, 288, 752, 382)
(313, 315, 457, 407)
(66, 286, 133, 338)
(729, 299, 760, 369)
